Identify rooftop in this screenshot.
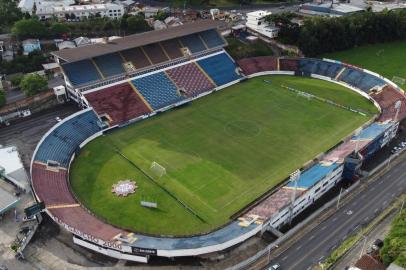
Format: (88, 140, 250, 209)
(52, 20, 224, 62)
(0, 188, 19, 215)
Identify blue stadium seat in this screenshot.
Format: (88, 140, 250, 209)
(132, 72, 184, 110)
(298, 59, 342, 78)
(199, 30, 225, 48)
(93, 53, 125, 77)
(197, 53, 241, 86)
(180, 34, 207, 53)
(339, 68, 386, 92)
(34, 110, 101, 167)
(62, 60, 101, 86)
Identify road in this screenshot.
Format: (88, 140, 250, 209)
(0, 104, 77, 167)
(268, 156, 406, 270)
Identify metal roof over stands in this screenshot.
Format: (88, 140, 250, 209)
(285, 163, 339, 190)
(351, 122, 392, 141)
(52, 20, 225, 62)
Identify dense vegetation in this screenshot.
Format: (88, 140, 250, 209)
(269, 9, 406, 56)
(19, 74, 48, 96)
(381, 208, 406, 267)
(226, 37, 273, 60)
(11, 15, 152, 39)
(0, 51, 47, 75)
(0, 90, 5, 107)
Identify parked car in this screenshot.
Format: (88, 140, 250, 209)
(269, 263, 281, 270)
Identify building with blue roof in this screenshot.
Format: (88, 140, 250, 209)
(286, 162, 339, 190)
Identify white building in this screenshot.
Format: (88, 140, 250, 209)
(245, 10, 279, 39)
(18, 0, 75, 15)
(36, 3, 124, 20)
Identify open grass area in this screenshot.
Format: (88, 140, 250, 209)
(321, 40, 406, 89)
(70, 75, 376, 236)
(226, 37, 274, 60)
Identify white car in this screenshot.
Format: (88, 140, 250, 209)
(269, 263, 281, 270)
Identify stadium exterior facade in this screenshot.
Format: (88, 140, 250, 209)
(30, 21, 406, 262)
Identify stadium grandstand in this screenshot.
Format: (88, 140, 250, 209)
(29, 21, 406, 263)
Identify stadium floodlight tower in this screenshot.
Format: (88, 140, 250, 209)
(288, 169, 301, 224)
(353, 127, 363, 154)
(394, 100, 402, 122)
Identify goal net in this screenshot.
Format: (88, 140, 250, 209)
(392, 76, 406, 85)
(150, 161, 166, 177)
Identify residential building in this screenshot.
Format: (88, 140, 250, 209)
(22, 39, 41, 55)
(36, 3, 124, 20)
(245, 10, 279, 39)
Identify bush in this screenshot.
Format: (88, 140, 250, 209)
(380, 209, 406, 267)
(0, 90, 5, 107)
(12, 18, 47, 38)
(10, 74, 23, 87)
(19, 74, 48, 96)
(50, 22, 69, 37)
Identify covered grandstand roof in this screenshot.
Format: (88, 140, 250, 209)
(52, 20, 225, 62)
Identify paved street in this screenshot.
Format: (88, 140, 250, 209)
(267, 156, 406, 270)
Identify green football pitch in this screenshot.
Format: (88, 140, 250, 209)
(70, 75, 378, 236)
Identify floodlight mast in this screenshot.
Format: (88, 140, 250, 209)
(289, 169, 301, 224)
(394, 100, 402, 122)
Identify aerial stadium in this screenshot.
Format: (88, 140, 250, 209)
(30, 20, 406, 263)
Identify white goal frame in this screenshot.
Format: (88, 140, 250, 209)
(150, 161, 166, 177)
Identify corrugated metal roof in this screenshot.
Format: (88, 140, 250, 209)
(52, 20, 225, 63)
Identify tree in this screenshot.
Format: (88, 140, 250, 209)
(19, 74, 48, 96)
(50, 22, 69, 37)
(154, 10, 169, 21)
(0, 0, 23, 26)
(12, 19, 47, 38)
(0, 90, 5, 108)
(126, 15, 151, 34)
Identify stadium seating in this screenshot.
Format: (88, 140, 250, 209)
(34, 110, 101, 167)
(142, 43, 169, 64)
(31, 163, 76, 206)
(93, 53, 125, 78)
(370, 85, 406, 121)
(180, 34, 207, 53)
(62, 59, 102, 86)
(199, 30, 225, 48)
(338, 68, 386, 92)
(85, 83, 151, 125)
(49, 206, 124, 241)
(161, 39, 184, 59)
(279, 58, 299, 72)
(166, 63, 215, 97)
(131, 72, 184, 110)
(298, 59, 342, 78)
(237, 57, 278, 75)
(121, 47, 151, 69)
(197, 53, 241, 85)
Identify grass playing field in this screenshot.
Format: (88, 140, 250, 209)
(70, 75, 377, 236)
(321, 39, 406, 89)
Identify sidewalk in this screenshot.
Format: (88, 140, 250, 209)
(332, 210, 397, 270)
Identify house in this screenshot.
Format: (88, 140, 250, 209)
(153, 20, 167, 30)
(57, 40, 76, 50)
(245, 10, 279, 39)
(74, 36, 91, 47)
(22, 39, 41, 55)
(350, 254, 386, 270)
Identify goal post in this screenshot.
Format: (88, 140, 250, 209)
(150, 161, 166, 177)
